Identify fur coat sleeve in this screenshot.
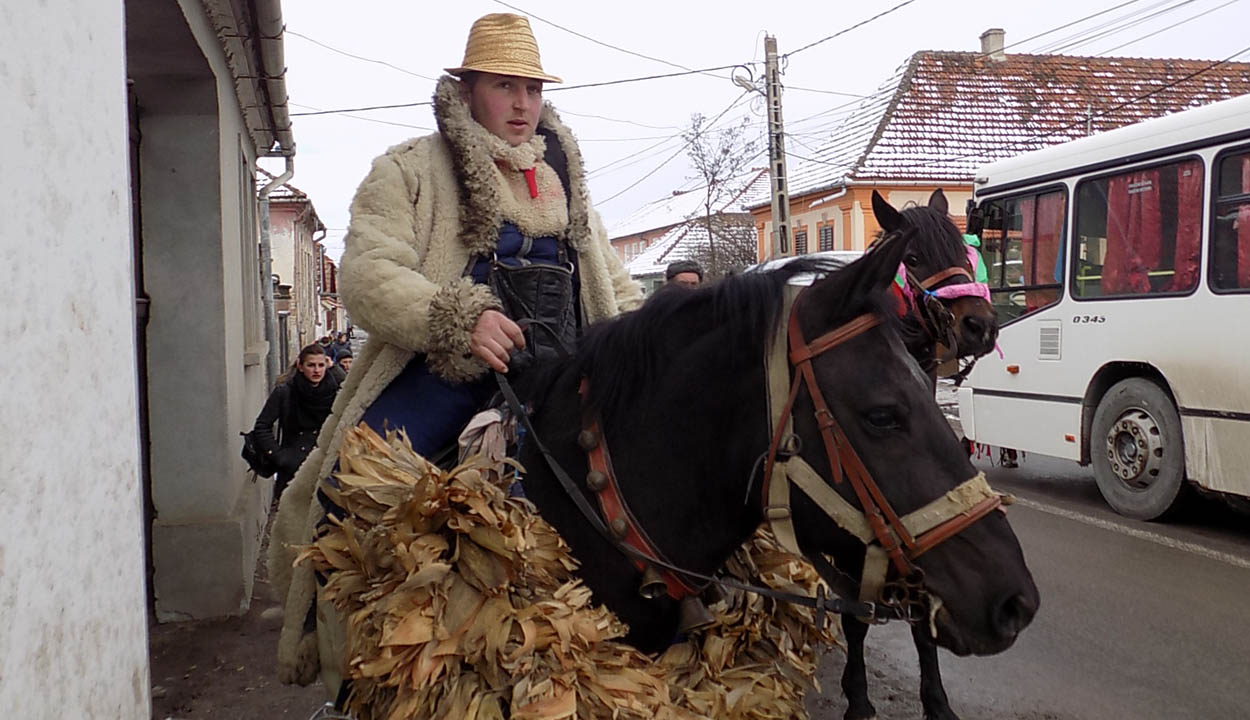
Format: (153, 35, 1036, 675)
(338, 149, 499, 381)
(591, 209, 644, 314)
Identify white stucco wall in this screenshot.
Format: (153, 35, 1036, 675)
(0, 2, 150, 718)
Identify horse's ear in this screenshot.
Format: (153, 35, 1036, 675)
(928, 188, 949, 215)
(871, 190, 903, 233)
(861, 229, 913, 291)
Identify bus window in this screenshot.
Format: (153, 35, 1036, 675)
(1073, 158, 1204, 299)
(1209, 149, 1250, 292)
(979, 189, 1066, 323)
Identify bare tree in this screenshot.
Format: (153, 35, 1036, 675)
(683, 114, 759, 278)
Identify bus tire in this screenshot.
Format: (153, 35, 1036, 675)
(1090, 378, 1186, 520)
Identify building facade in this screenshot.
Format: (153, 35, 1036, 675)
(126, 0, 296, 621)
(266, 173, 325, 368)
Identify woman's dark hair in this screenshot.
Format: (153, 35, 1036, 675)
(298, 343, 327, 365)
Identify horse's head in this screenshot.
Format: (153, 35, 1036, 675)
(872, 189, 998, 360)
(781, 231, 1037, 656)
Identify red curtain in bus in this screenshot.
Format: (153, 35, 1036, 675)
(1101, 169, 1161, 295)
(1024, 193, 1064, 310)
(1240, 156, 1250, 288)
(1164, 160, 1203, 292)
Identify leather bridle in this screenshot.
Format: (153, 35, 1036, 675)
(761, 284, 1004, 617)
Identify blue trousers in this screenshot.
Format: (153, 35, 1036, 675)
(358, 355, 495, 457)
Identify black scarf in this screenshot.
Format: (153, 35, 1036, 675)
(289, 372, 338, 435)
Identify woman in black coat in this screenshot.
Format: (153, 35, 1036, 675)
(252, 344, 339, 498)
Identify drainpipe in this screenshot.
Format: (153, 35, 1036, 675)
(808, 186, 847, 209)
(259, 155, 294, 388)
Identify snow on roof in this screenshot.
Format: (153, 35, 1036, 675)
(610, 168, 769, 238)
(769, 51, 1250, 205)
(624, 217, 757, 278)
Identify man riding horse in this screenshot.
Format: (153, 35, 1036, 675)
(267, 13, 642, 691)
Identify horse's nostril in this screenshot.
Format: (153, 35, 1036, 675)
(962, 315, 987, 337)
(994, 592, 1037, 637)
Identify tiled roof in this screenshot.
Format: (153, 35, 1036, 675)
(256, 167, 311, 200)
(624, 216, 756, 278)
(774, 51, 1250, 203)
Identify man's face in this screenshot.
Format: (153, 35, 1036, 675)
(339, 357, 353, 373)
(463, 72, 543, 146)
(669, 272, 702, 289)
(299, 354, 329, 384)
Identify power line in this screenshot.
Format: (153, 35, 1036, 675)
(1030, 0, 1177, 53)
(598, 92, 752, 204)
(289, 102, 433, 131)
(1096, 0, 1242, 55)
(556, 108, 682, 130)
(1002, 0, 1145, 54)
(491, 0, 730, 81)
(1040, 0, 1203, 55)
(286, 30, 438, 81)
(783, 0, 921, 58)
(290, 63, 748, 117)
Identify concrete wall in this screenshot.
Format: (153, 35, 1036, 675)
(0, 2, 150, 718)
(136, 0, 272, 621)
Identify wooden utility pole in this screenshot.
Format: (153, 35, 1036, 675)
(764, 35, 790, 260)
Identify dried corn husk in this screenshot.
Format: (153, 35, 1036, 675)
(299, 425, 840, 720)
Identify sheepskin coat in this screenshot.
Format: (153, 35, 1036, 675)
(267, 75, 643, 685)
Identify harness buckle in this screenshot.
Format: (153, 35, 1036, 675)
(777, 433, 803, 459)
(763, 504, 792, 521)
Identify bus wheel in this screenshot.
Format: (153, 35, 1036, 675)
(1090, 378, 1186, 520)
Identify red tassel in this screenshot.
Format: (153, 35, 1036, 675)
(522, 167, 538, 198)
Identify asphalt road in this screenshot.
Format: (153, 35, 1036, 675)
(810, 454, 1250, 720)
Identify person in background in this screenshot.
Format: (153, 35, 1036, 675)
(329, 332, 351, 362)
(328, 351, 352, 384)
(665, 259, 703, 288)
(251, 344, 339, 500)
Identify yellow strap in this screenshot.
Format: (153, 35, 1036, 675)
(899, 472, 996, 537)
(786, 457, 875, 544)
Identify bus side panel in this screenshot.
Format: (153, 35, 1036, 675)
(1183, 416, 1250, 496)
(969, 394, 1082, 461)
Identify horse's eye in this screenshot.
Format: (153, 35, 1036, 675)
(903, 253, 920, 267)
(865, 408, 901, 431)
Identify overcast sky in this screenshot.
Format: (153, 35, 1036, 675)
(265, 0, 1250, 262)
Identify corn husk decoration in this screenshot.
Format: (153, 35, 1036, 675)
(298, 425, 841, 720)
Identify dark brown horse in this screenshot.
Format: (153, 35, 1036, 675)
(872, 188, 999, 380)
(515, 230, 1036, 717)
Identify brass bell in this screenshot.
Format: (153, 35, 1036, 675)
(586, 470, 608, 492)
(609, 517, 629, 539)
(577, 430, 599, 450)
(638, 566, 667, 599)
(677, 595, 716, 633)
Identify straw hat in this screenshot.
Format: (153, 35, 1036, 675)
(445, 13, 562, 84)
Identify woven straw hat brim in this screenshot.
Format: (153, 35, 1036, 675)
(447, 13, 562, 84)
(445, 63, 562, 84)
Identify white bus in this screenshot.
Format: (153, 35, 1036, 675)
(958, 93, 1250, 520)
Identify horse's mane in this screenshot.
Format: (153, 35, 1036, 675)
(522, 253, 902, 428)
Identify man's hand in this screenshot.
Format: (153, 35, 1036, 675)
(470, 309, 525, 373)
